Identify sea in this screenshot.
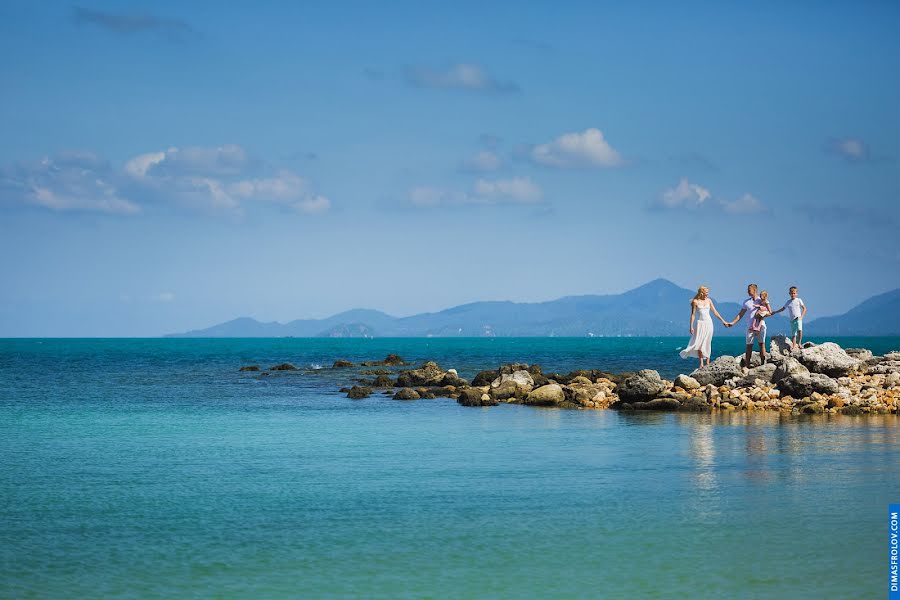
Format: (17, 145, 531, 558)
(2, 337, 899, 598)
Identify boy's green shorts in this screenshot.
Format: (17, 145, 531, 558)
(791, 318, 803, 336)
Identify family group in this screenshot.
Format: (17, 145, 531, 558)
(679, 283, 808, 368)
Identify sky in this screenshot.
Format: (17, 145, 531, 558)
(1, 0, 899, 336)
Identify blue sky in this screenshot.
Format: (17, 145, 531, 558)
(1, 1, 898, 336)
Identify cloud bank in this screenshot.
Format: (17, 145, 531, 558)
(1, 145, 329, 217)
(73, 6, 194, 39)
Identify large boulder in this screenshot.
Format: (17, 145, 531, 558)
(778, 373, 839, 398)
(490, 370, 534, 401)
(798, 343, 863, 377)
(525, 384, 566, 406)
(772, 357, 809, 383)
(396, 361, 446, 387)
(617, 369, 667, 402)
(691, 356, 742, 387)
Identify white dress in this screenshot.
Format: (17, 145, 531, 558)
(680, 304, 713, 359)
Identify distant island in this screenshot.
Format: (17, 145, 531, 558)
(167, 278, 900, 338)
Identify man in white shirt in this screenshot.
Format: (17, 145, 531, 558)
(726, 283, 767, 368)
(771, 286, 807, 349)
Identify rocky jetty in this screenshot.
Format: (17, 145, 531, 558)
(259, 339, 900, 415)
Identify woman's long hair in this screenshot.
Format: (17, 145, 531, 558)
(693, 286, 709, 301)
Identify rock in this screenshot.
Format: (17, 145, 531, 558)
(769, 335, 799, 362)
(270, 363, 298, 371)
(396, 361, 446, 387)
(332, 359, 355, 368)
(827, 397, 846, 408)
(617, 369, 667, 402)
(736, 363, 777, 387)
(691, 356, 742, 387)
(737, 352, 765, 368)
(239, 365, 260, 372)
(867, 361, 900, 375)
(500, 363, 531, 375)
(778, 373, 839, 398)
(525, 384, 566, 406)
(360, 354, 406, 367)
(361, 368, 390, 375)
(800, 403, 824, 414)
(885, 351, 900, 360)
(840, 405, 863, 415)
(347, 386, 372, 399)
(382, 354, 406, 365)
(490, 370, 535, 401)
(844, 348, 873, 361)
(472, 370, 498, 387)
(674, 374, 700, 390)
(371, 375, 394, 387)
(797, 342, 863, 377)
(772, 357, 809, 383)
(457, 387, 499, 407)
(440, 372, 469, 387)
(680, 397, 711, 411)
(642, 398, 681, 411)
(392, 388, 421, 400)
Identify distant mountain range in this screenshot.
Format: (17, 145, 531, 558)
(167, 279, 900, 338)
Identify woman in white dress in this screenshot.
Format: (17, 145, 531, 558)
(680, 286, 728, 368)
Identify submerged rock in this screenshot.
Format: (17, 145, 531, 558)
(392, 388, 421, 400)
(239, 365, 260, 372)
(332, 359, 355, 368)
(347, 386, 372, 399)
(270, 363, 298, 371)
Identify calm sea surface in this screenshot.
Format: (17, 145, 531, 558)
(2, 337, 899, 598)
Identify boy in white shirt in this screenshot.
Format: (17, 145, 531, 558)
(772, 286, 807, 349)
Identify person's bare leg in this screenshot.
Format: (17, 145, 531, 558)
(745, 344, 753, 370)
(759, 343, 767, 365)
(797, 328, 803, 347)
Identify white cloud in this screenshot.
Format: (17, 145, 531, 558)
(659, 177, 711, 209)
(405, 63, 519, 93)
(0, 153, 139, 215)
(460, 150, 503, 172)
(531, 128, 624, 168)
(154, 292, 176, 302)
(127, 144, 252, 178)
(825, 137, 870, 162)
(228, 171, 331, 214)
(408, 177, 543, 207)
(657, 178, 766, 215)
(473, 177, 542, 204)
(720, 193, 766, 214)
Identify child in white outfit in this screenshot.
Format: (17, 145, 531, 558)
(772, 286, 807, 349)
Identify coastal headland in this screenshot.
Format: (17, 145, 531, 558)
(240, 336, 900, 415)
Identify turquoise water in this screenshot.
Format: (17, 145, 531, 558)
(2, 338, 899, 598)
